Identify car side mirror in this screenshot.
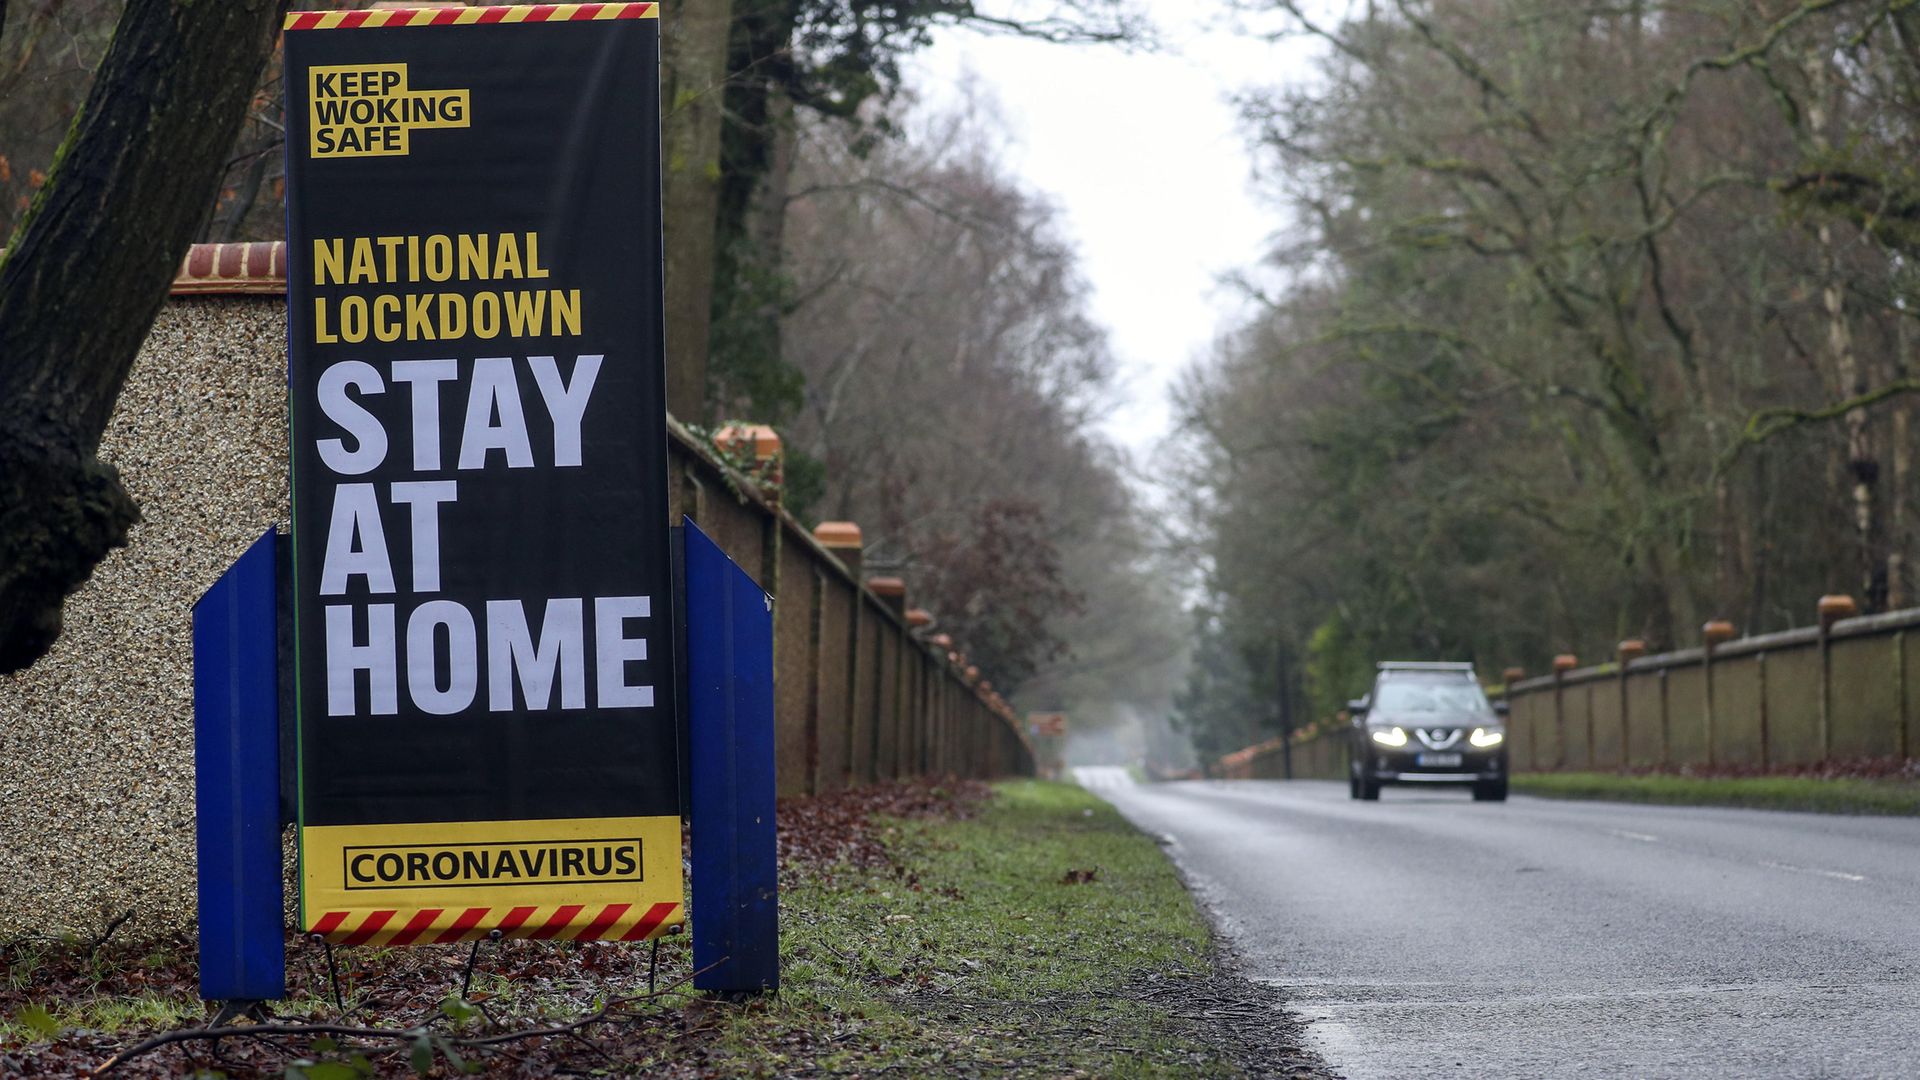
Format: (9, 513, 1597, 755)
(1347, 697, 1369, 717)
(1493, 700, 1510, 717)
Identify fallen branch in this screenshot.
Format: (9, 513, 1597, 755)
(83, 911, 135, 957)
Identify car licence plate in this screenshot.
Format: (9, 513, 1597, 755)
(1416, 753, 1463, 767)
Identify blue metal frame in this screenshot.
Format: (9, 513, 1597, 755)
(192, 529, 286, 1002)
(191, 519, 778, 998)
(683, 518, 780, 992)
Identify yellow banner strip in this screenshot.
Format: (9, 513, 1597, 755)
(308, 900, 683, 945)
(287, 4, 659, 31)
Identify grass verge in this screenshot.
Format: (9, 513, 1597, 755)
(1514, 771, 1920, 815)
(704, 778, 1300, 1077)
(3, 780, 1322, 1077)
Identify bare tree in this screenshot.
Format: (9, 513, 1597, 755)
(777, 101, 1184, 721)
(1178, 0, 1920, 723)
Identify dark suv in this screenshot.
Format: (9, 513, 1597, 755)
(1347, 662, 1508, 801)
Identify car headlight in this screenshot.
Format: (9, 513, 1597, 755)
(1370, 726, 1408, 747)
(1470, 727, 1504, 748)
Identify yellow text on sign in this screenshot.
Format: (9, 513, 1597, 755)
(309, 63, 470, 158)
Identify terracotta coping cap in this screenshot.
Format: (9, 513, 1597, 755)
(812, 521, 862, 548)
(965, 665, 980, 681)
(1501, 666, 1526, 683)
(1817, 594, 1858, 619)
(1617, 640, 1647, 658)
(112, 241, 292, 296)
(930, 633, 952, 648)
(1702, 620, 1736, 644)
(1552, 654, 1578, 673)
(713, 424, 781, 461)
(867, 576, 906, 597)
(905, 608, 933, 627)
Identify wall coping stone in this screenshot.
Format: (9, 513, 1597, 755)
(1509, 604, 1920, 695)
(1829, 606, 1920, 639)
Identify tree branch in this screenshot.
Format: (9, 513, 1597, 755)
(1721, 379, 1920, 468)
(1391, 0, 1553, 148)
(94, 960, 722, 1075)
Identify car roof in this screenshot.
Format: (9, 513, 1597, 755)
(1376, 661, 1475, 673)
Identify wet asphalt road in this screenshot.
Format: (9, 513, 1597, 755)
(1073, 768, 1920, 1079)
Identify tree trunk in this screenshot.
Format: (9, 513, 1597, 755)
(1748, 452, 1773, 631)
(1818, 229, 1882, 607)
(659, 0, 736, 424)
(1892, 401, 1909, 608)
(1807, 51, 1884, 609)
(0, 0, 285, 674)
(210, 146, 272, 244)
(1273, 639, 1295, 780)
(1892, 314, 1912, 608)
(750, 87, 795, 280)
(1685, 321, 1738, 619)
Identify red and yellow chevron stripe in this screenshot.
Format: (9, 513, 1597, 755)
(309, 901, 681, 946)
(285, 4, 658, 32)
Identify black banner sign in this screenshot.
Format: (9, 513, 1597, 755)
(284, 4, 682, 945)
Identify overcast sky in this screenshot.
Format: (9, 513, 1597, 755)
(909, 1, 1322, 465)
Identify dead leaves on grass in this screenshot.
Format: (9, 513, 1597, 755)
(2, 778, 992, 1078)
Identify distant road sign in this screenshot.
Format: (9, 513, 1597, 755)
(1028, 712, 1068, 738)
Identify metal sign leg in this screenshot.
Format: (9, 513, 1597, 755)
(192, 529, 286, 1004)
(682, 519, 780, 993)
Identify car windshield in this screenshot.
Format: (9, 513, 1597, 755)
(1374, 678, 1490, 715)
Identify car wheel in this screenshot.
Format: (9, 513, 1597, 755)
(1473, 778, 1508, 802)
(1357, 764, 1381, 801)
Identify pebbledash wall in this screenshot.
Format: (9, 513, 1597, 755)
(0, 241, 1030, 938)
(1216, 599, 1920, 781)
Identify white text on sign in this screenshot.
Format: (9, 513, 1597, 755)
(314, 353, 656, 718)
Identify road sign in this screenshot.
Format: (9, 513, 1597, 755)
(1028, 712, 1068, 738)
(283, 4, 681, 945)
